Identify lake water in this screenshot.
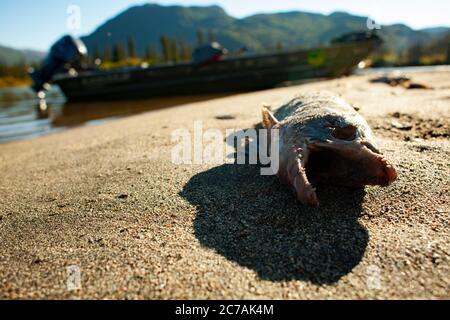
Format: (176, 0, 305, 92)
(0, 86, 228, 143)
(1, 65, 449, 143)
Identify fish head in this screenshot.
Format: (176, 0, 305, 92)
(294, 113, 398, 187)
(262, 98, 398, 207)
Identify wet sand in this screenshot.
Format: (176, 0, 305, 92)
(0, 70, 449, 299)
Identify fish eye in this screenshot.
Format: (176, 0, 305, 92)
(331, 124, 357, 141)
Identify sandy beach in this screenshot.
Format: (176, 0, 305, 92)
(0, 70, 448, 299)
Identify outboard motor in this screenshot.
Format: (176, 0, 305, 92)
(192, 42, 227, 66)
(31, 35, 87, 92)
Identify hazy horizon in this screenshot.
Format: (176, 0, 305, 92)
(0, 0, 449, 51)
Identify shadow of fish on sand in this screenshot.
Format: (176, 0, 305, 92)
(179, 162, 368, 284)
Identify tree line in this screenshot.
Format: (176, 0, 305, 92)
(0, 60, 30, 78)
(90, 29, 221, 65)
(372, 32, 450, 67)
(1, 30, 449, 80)
(0, 30, 215, 79)
(90, 35, 192, 66)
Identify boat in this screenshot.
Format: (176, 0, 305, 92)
(31, 32, 382, 102)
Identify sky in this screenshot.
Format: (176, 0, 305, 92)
(0, 0, 449, 51)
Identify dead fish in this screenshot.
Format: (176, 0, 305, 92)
(262, 92, 397, 207)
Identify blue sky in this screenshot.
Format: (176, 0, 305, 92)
(0, 0, 449, 51)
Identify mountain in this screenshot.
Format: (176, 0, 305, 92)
(420, 27, 450, 36)
(22, 49, 47, 64)
(81, 4, 449, 57)
(0, 45, 46, 65)
(1, 4, 448, 65)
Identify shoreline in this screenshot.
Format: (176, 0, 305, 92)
(0, 76, 31, 89)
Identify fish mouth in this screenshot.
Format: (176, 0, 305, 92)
(305, 142, 397, 187)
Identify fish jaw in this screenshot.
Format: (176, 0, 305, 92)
(277, 146, 320, 207)
(308, 140, 398, 187)
(274, 128, 397, 207)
